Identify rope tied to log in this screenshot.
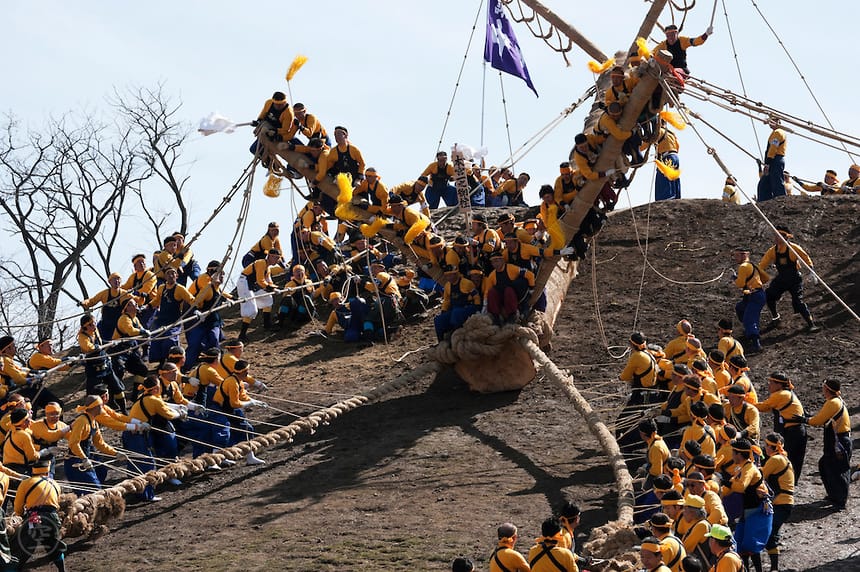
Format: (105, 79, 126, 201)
(427, 312, 540, 365)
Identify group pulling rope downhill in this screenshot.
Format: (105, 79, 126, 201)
(2, 4, 860, 570)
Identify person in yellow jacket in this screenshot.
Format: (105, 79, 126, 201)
(556, 502, 582, 556)
(553, 162, 581, 206)
(421, 150, 458, 209)
(79, 272, 134, 341)
(654, 23, 712, 75)
(493, 172, 531, 207)
(682, 337, 707, 369)
(805, 379, 851, 510)
(285, 102, 328, 144)
(617, 333, 659, 451)
(469, 212, 501, 272)
(488, 522, 530, 572)
(681, 401, 717, 459)
(251, 91, 293, 143)
(3, 409, 58, 477)
(65, 396, 123, 495)
(664, 320, 694, 364)
(689, 360, 717, 396)
(483, 253, 535, 325)
(707, 350, 731, 394)
(122, 254, 158, 324)
(638, 419, 671, 485)
(604, 65, 640, 110)
(384, 194, 432, 244)
(25, 337, 70, 412)
(724, 355, 758, 403)
(29, 402, 69, 478)
(148, 265, 196, 365)
(759, 225, 820, 332)
(731, 247, 769, 353)
(794, 168, 840, 195)
(12, 458, 67, 572)
(527, 517, 578, 571)
(653, 124, 681, 201)
(754, 372, 806, 480)
(352, 167, 389, 214)
(705, 524, 743, 572)
(678, 495, 711, 565)
(210, 360, 267, 465)
(126, 375, 183, 483)
(639, 536, 672, 572)
(279, 264, 317, 327)
(722, 439, 770, 572)
(242, 222, 283, 268)
(434, 266, 481, 341)
(756, 118, 787, 202)
(835, 163, 860, 194)
(761, 433, 794, 572)
(111, 298, 150, 390)
(316, 125, 366, 185)
(593, 102, 644, 166)
(570, 133, 613, 182)
(237, 248, 287, 342)
(0, 336, 34, 403)
(685, 471, 728, 526)
(646, 515, 686, 572)
(724, 384, 760, 444)
(722, 176, 741, 204)
(715, 319, 744, 362)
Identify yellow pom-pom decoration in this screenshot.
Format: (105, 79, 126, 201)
(636, 37, 652, 60)
(659, 110, 687, 130)
(587, 57, 616, 74)
(360, 217, 387, 238)
(336, 173, 353, 204)
(656, 159, 681, 181)
(335, 203, 362, 222)
(403, 217, 431, 245)
(262, 175, 282, 198)
(286, 55, 308, 82)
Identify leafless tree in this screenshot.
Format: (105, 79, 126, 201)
(0, 113, 143, 341)
(111, 83, 193, 242)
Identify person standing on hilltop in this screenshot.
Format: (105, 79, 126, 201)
(756, 119, 787, 202)
(758, 225, 820, 332)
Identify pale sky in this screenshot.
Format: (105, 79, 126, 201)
(3, 0, 859, 305)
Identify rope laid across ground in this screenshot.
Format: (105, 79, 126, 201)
(53, 359, 442, 540)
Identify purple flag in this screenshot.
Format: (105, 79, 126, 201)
(484, 0, 538, 97)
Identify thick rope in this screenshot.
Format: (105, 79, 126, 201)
(56, 359, 442, 539)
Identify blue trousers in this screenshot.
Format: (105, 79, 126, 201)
(426, 182, 458, 209)
(148, 325, 181, 364)
(756, 155, 785, 202)
(122, 431, 157, 473)
(64, 458, 103, 496)
(655, 152, 681, 200)
(434, 305, 480, 340)
(735, 289, 766, 338)
(184, 323, 223, 371)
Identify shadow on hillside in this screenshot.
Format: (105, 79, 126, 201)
(243, 369, 529, 524)
(803, 554, 860, 571)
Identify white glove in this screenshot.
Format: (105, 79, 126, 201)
(559, 246, 575, 256)
(253, 380, 268, 392)
(706, 26, 714, 35)
(810, 274, 819, 285)
(368, 215, 377, 223)
(188, 377, 200, 387)
(61, 426, 72, 435)
(77, 459, 94, 472)
(178, 405, 189, 420)
(115, 452, 128, 462)
(248, 399, 269, 408)
(138, 422, 151, 432)
(124, 423, 137, 432)
(44, 446, 61, 457)
(604, 168, 617, 176)
(655, 415, 672, 424)
(186, 401, 203, 412)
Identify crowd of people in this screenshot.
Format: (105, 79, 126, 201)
(0, 19, 855, 572)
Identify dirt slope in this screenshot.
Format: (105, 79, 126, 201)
(38, 195, 860, 571)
